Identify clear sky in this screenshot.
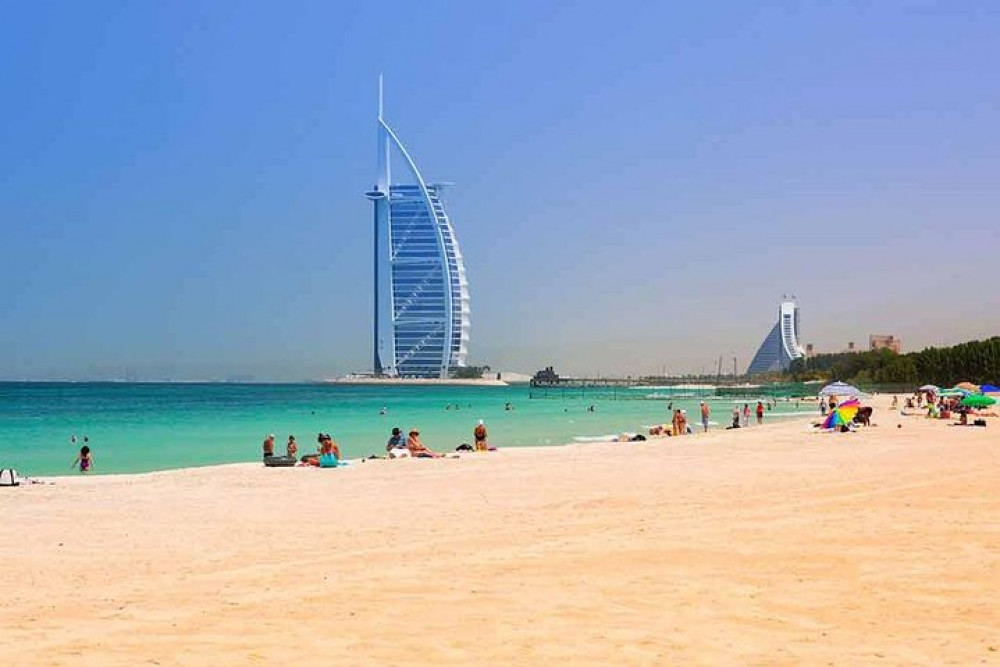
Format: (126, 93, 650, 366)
(2, 1, 998, 380)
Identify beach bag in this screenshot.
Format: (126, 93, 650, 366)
(0, 469, 20, 487)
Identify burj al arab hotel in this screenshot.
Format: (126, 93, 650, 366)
(364, 80, 471, 378)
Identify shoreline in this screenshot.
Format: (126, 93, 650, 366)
(31, 408, 821, 481)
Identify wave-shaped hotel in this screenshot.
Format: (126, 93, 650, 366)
(364, 81, 471, 378)
(746, 297, 805, 375)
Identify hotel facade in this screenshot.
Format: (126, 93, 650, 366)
(746, 298, 805, 375)
(364, 82, 470, 378)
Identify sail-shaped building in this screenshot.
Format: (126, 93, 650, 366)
(364, 81, 470, 378)
(746, 298, 805, 375)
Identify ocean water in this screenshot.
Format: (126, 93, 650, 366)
(0, 382, 813, 476)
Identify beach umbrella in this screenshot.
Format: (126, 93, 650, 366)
(961, 394, 996, 409)
(979, 383, 1000, 394)
(819, 381, 863, 397)
(918, 384, 939, 393)
(939, 388, 969, 397)
(822, 398, 860, 429)
(955, 381, 979, 393)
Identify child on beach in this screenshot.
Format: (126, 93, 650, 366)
(71, 445, 92, 473)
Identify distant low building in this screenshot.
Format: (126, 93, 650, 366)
(869, 334, 902, 354)
(530, 366, 561, 386)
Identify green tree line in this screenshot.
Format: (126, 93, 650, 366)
(787, 337, 1000, 387)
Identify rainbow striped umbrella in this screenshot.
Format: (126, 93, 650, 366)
(822, 398, 860, 430)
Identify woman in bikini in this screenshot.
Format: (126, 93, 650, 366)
(406, 429, 443, 458)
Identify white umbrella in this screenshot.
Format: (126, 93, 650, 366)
(819, 381, 863, 397)
(918, 384, 939, 393)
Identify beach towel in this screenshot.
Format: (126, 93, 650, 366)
(0, 469, 20, 487)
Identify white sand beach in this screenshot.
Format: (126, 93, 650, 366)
(2, 395, 998, 665)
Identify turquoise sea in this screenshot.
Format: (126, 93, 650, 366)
(0, 382, 814, 476)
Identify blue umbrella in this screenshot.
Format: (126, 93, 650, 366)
(819, 381, 863, 397)
(981, 384, 1000, 394)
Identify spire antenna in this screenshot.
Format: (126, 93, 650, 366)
(378, 73, 383, 120)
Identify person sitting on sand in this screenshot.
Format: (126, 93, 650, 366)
(320, 434, 341, 459)
(262, 434, 275, 458)
(302, 434, 341, 467)
(386, 427, 403, 452)
(406, 429, 443, 458)
(474, 420, 489, 452)
(387, 427, 409, 458)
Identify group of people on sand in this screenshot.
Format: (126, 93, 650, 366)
(262, 433, 342, 467)
(261, 420, 493, 467)
(385, 420, 492, 458)
(648, 406, 696, 437)
(385, 426, 442, 458)
(647, 400, 770, 437)
(728, 402, 766, 429)
(900, 390, 995, 424)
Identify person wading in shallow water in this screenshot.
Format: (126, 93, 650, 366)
(71, 445, 93, 473)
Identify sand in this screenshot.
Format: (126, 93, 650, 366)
(2, 396, 998, 665)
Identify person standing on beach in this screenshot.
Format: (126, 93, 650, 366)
(732, 407, 740, 428)
(742, 404, 750, 427)
(262, 434, 275, 458)
(474, 420, 489, 452)
(678, 409, 689, 435)
(756, 401, 764, 425)
(286, 435, 298, 458)
(700, 402, 710, 432)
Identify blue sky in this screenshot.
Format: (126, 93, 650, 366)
(1, 1, 998, 380)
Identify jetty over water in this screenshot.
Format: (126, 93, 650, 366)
(528, 367, 822, 400)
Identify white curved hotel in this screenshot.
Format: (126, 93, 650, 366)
(364, 81, 470, 378)
(746, 298, 805, 375)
